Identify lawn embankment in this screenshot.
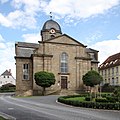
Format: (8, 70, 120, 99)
(0, 116, 7, 120)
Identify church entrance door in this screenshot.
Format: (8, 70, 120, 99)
(61, 76, 67, 89)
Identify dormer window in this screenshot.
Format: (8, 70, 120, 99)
(110, 61, 113, 65)
(114, 59, 118, 64)
(51, 35, 55, 38)
(105, 63, 108, 66)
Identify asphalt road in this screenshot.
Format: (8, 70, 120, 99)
(0, 93, 120, 120)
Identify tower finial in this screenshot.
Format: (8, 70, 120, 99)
(50, 12, 52, 19)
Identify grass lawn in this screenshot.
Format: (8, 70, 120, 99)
(66, 97, 85, 101)
(0, 116, 7, 120)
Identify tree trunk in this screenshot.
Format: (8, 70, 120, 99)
(94, 86, 97, 99)
(90, 87, 92, 101)
(42, 87, 46, 96)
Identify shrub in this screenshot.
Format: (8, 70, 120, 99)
(58, 95, 120, 110)
(85, 96, 91, 101)
(0, 85, 15, 92)
(106, 96, 118, 103)
(95, 98, 108, 103)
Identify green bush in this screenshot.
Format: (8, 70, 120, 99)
(95, 98, 108, 103)
(85, 96, 91, 101)
(58, 95, 120, 110)
(0, 85, 15, 92)
(106, 96, 118, 103)
(101, 84, 120, 93)
(0, 116, 7, 120)
(101, 94, 107, 98)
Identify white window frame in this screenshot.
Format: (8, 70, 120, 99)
(60, 52, 68, 73)
(116, 67, 118, 75)
(112, 68, 114, 76)
(23, 64, 29, 80)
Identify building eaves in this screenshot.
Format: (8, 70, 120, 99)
(16, 47, 35, 58)
(86, 48, 99, 53)
(15, 42, 39, 58)
(15, 42, 39, 49)
(40, 34, 87, 47)
(99, 52, 120, 70)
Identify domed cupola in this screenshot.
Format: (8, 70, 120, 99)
(41, 19, 62, 41)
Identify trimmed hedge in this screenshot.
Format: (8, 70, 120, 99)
(95, 98, 108, 103)
(85, 96, 91, 101)
(0, 85, 15, 92)
(58, 96, 120, 110)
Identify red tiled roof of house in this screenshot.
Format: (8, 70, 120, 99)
(99, 52, 120, 70)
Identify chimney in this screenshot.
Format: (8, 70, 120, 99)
(9, 69, 11, 74)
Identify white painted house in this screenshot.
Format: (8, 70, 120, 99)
(0, 69, 16, 87)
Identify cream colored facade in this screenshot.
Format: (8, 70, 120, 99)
(99, 53, 120, 86)
(15, 19, 99, 96)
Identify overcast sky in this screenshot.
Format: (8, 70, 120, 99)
(0, 0, 120, 77)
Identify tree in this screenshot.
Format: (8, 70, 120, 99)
(83, 70, 103, 88)
(82, 70, 103, 98)
(113, 87, 120, 102)
(34, 71, 55, 95)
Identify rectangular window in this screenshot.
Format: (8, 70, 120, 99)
(105, 79, 107, 84)
(108, 78, 110, 84)
(23, 64, 29, 80)
(116, 67, 118, 75)
(60, 53, 68, 73)
(112, 68, 114, 76)
(112, 78, 114, 85)
(105, 70, 106, 76)
(61, 65, 68, 73)
(90, 53, 95, 60)
(116, 77, 118, 84)
(101, 71, 103, 76)
(108, 68, 110, 76)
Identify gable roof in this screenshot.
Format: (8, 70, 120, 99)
(99, 52, 120, 70)
(15, 42, 39, 58)
(1, 70, 11, 76)
(40, 34, 87, 47)
(86, 48, 99, 53)
(15, 42, 39, 48)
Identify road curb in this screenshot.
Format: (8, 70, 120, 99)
(0, 111, 16, 120)
(56, 100, 120, 113)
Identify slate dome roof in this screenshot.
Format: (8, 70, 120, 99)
(42, 19, 62, 33)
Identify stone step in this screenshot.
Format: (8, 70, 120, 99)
(60, 89, 76, 95)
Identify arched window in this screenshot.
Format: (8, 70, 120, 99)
(60, 52, 68, 73)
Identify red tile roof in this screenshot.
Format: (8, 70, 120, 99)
(99, 52, 120, 70)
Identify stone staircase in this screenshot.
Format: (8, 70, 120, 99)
(47, 89, 79, 95)
(60, 89, 77, 96)
(47, 89, 61, 95)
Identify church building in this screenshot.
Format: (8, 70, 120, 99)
(15, 19, 99, 96)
